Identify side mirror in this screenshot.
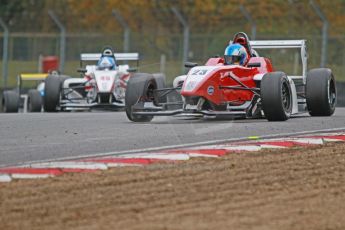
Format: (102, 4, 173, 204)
(77, 68, 87, 73)
(127, 67, 137, 73)
(247, 62, 261, 68)
(184, 62, 198, 68)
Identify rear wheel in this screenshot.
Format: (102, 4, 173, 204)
(125, 73, 158, 122)
(306, 68, 336, 116)
(43, 75, 62, 112)
(2, 90, 19, 113)
(261, 71, 292, 121)
(27, 89, 42, 112)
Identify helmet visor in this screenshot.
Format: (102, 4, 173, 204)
(224, 55, 242, 65)
(103, 49, 113, 57)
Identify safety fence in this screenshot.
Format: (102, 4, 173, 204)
(0, 32, 344, 107)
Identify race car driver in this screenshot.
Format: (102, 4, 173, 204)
(97, 47, 116, 70)
(224, 32, 259, 66)
(224, 43, 248, 66)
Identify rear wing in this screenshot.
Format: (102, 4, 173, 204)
(249, 40, 307, 83)
(80, 53, 139, 67)
(16, 73, 49, 92)
(19, 73, 48, 81)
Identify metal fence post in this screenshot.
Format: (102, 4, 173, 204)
(48, 10, 66, 72)
(0, 18, 9, 88)
(112, 9, 130, 53)
(160, 54, 166, 74)
(239, 5, 256, 40)
(171, 7, 189, 73)
(310, 0, 328, 67)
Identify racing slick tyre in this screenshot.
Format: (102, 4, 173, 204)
(1, 90, 19, 113)
(261, 71, 292, 121)
(27, 89, 42, 112)
(58, 75, 70, 101)
(43, 75, 62, 112)
(125, 73, 158, 122)
(153, 73, 167, 104)
(306, 68, 336, 116)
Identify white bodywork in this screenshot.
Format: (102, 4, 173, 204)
(182, 66, 218, 92)
(62, 66, 129, 109)
(60, 52, 139, 110)
(173, 75, 187, 88)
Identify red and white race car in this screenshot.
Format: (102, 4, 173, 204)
(125, 32, 336, 122)
(43, 52, 139, 111)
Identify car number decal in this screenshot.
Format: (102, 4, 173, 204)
(191, 69, 208, 75)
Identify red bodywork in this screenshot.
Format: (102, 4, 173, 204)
(181, 57, 274, 106)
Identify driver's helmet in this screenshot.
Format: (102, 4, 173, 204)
(98, 47, 116, 70)
(224, 43, 248, 66)
(102, 47, 114, 57)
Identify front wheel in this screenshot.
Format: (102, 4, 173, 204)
(306, 68, 336, 116)
(125, 73, 158, 122)
(43, 75, 62, 112)
(261, 72, 292, 121)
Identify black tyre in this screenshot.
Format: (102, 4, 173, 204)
(306, 68, 336, 116)
(58, 75, 70, 100)
(261, 72, 292, 121)
(125, 73, 158, 122)
(43, 75, 62, 112)
(1, 90, 19, 113)
(153, 73, 167, 104)
(27, 89, 42, 112)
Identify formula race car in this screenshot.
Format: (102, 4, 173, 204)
(125, 32, 336, 122)
(43, 51, 139, 112)
(1, 72, 54, 113)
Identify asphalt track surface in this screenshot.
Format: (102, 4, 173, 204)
(1, 108, 345, 167)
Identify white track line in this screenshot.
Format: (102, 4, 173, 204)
(254, 137, 323, 144)
(29, 161, 108, 170)
(289, 138, 324, 144)
(188, 153, 220, 158)
(11, 174, 52, 179)
(1, 127, 345, 168)
(259, 144, 286, 149)
(187, 144, 263, 151)
(106, 163, 144, 167)
(0, 174, 12, 182)
(322, 138, 344, 142)
(119, 153, 190, 161)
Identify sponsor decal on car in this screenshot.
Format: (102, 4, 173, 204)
(207, 85, 215, 95)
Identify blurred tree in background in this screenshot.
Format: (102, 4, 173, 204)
(1, 0, 343, 34)
(0, 0, 344, 84)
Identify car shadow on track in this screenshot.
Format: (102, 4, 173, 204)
(124, 114, 313, 125)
